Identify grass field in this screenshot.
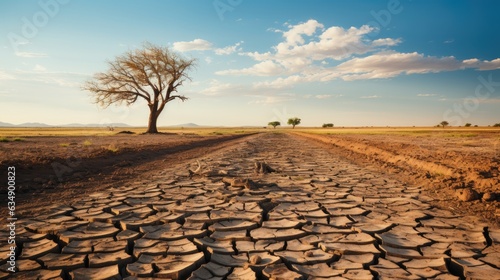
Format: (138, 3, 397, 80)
(0, 127, 265, 137)
(293, 126, 500, 137)
(0, 126, 499, 138)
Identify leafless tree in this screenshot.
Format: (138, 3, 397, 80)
(83, 43, 195, 133)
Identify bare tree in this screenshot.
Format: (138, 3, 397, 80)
(82, 43, 196, 133)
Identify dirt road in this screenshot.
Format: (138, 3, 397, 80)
(2, 133, 499, 279)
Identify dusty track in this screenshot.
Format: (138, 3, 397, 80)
(2, 133, 500, 279)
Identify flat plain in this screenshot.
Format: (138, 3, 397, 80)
(0, 127, 499, 279)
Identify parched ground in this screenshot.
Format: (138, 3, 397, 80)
(0, 132, 254, 216)
(297, 130, 500, 224)
(0, 130, 499, 279)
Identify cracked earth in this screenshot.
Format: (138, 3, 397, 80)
(2, 133, 500, 279)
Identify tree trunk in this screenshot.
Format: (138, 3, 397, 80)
(292, 125, 295, 129)
(146, 106, 159, 133)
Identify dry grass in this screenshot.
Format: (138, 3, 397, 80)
(293, 126, 500, 137)
(104, 144, 119, 153)
(0, 127, 265, 137)
(1, 126, 497, 139)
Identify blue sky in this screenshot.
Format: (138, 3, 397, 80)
(1, 0, 499, 127)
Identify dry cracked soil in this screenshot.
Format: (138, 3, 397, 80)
(1, 132, 500, 279)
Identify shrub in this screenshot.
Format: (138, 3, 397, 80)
(106, 144, 119, 152)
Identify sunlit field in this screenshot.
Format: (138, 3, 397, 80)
(294, 126, 500, 137)
(1, 126, 499, 138)
(0, 127, 265, 137)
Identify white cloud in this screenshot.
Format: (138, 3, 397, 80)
(417, 93, 437, 97)
(215, 19, 500, 87)
(249, 51, 500, 88)
(315, 94, 331, 99)
(372, 38, 401, 47)
(253, 75, 307, 89)
(205, 57, 213, 64)
(270, 24, 384, 68)
(0, 70, 15, 80)
(215, 41, 243, 55)
(315, 94, 343, 99)
(462, 58, 479, 66)
(477, 98, 500, 104)
(282, 19, 324, 46)
(216, 60, 284, 76)
(277, 24, 399, 61)
(6, 69, 89, 88)
(15, 52, 48, 58)
(337, 52, 462, 81)
(249, 95, 295, 105)
(336, 53, 500, 81)
(461, 57, 500, 70)
(360, 95, 379, 99)
(200, 79, 239, 95)
(218, 20, 403, 78)
(0, 89, 12, 97)
(34, 64, 47, 72)
(173, 39, 213, 52)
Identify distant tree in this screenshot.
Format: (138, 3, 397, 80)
(494, 123, 500, 127)
(464, 123, 472, 127)
(82, 43, 196, 134)
(440, 121, 449, 128)
(474, 125, 478, 127)
(287, 117, 301, 129)
(268, 121, 281, 129)
(322, 123, 334, 128)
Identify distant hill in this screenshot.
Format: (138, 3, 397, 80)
(60, 123, 131, 128)
(0, 122, 131, 127)
(0, 122, 14, 127)
(17, 122, 52, 127)
(168, 123, 201, 127)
